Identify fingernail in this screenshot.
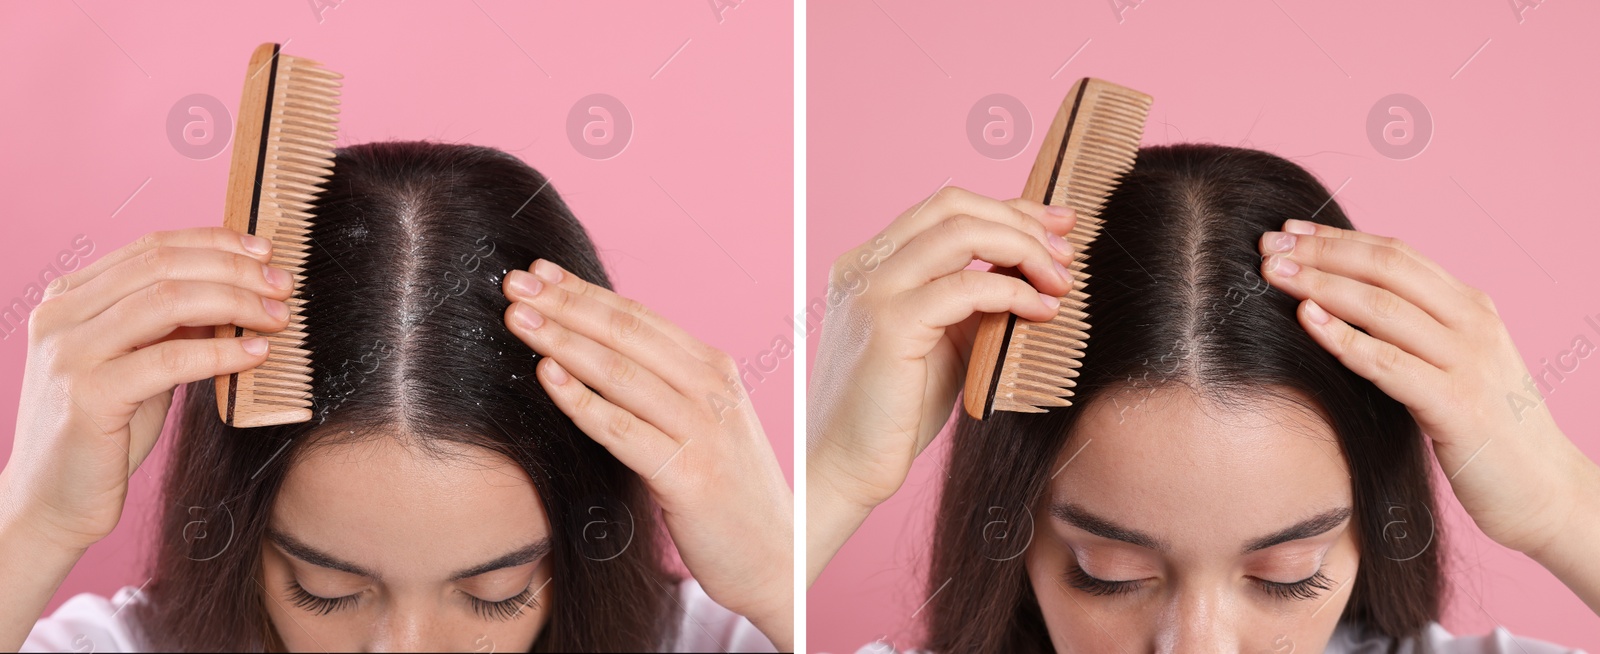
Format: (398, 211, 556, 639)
(263, 265, 291, 290)
(513, 303, 544, 330)
(1055, 259, 1073, 281)
(1284, 219, 1316, 235)
(1305, 299, 1331, 325)
(1048, 232, 1072, 256)
(1039, 292, 1061, 311)
(532, 259, 564, 284)
(1264, 231, 1296, 253)
(545, 359, 570, 385)
(261, 297, 289, 321)
(242, 234, 271, 255)
(508, 269, 542, 298)
(241, 337, 268, 356)
(1046, 205, 1074, 217)
(1264, 254, 1299, 276)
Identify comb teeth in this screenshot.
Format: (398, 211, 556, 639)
(989, 80, 1151, 414)
(964, 78, 1152, 418)
(215, 44, 340, 428)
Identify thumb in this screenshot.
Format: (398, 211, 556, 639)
(127, 389, 175, 472)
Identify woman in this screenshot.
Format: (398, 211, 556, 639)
(2, 141, 793, 651)
(808, 144, 1599, 652)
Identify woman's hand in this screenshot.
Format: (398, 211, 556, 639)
(805, 187, 1079, 585)
(3, 227, 292, 549)
(1258, 218, 1600, 613)
(501, 260, 794, 650)
(0, 227, 292, 649)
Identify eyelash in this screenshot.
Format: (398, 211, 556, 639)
(284, 579, 538, 621)
(1063, 565, 1335, 601)
(1063, 565, 1143, 596)
(1256, 569, 1334, 601)
(285, 579, 361, 616)
(467, 583, 537, 621)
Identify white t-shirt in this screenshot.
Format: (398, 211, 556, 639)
(849, 621, 1585, 653)
(22, 578, 776, 653)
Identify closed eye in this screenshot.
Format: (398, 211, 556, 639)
(1254, 568, 1334, 601)
(284, 578, 543, 622)
(1062, 565, 1146, 596)
(285, 579, 362, 616)
(1062, 565, 1338, 602)
(464, 582, 538, 621)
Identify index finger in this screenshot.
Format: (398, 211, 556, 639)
(509, 259, 732, 372)
(1282, 219, 1475, 299)
(45, 227, 275, 301)
(879, 186, 1077, 263)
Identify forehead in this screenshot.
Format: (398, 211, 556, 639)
(1048, 384, 1350, 548)
(272, 435, 548, 577)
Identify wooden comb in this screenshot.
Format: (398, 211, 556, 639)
(961, 78, 1152, 420)
(213, 43, 341, 428)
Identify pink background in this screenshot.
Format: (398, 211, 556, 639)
(0, 0, 792, 618)
(807, 0, 1599, 652)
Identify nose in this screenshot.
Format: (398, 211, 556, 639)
(1153, 584, 1240, 654)
(370, 604, 453, 652)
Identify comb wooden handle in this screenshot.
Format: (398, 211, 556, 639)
(964, 305, 1020, 419)
(215, 44, 293, 427)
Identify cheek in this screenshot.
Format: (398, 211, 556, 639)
(256, 550, 368, 651)
(1025, 529, 1132, 653)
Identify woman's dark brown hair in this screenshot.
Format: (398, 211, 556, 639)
(133, 141, 679, 651)
(925, 143, 1443, 652)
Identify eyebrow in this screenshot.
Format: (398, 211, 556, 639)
(1049, 503, 1353, 555)
(1241, 507, 1352, 553)
(266, 529, 552, 581)
(1050, 502, 1167, 552)
(448, 539, 552, 581)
